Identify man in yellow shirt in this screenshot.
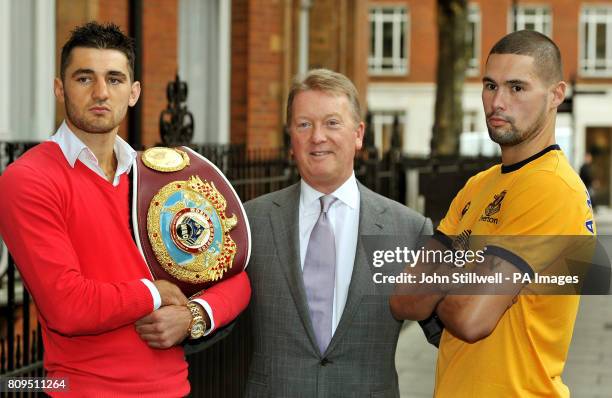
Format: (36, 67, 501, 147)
(390, 30, 595, 397)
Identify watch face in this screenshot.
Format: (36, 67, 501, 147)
(191, 322, 205, 338)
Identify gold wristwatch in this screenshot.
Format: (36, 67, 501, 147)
(187, 302, 207, 339)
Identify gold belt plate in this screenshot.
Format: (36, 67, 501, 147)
(147, 176, 238, 283)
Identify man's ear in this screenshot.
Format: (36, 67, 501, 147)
(550, 80, 567, 109)
(354, 121, 365, 151)
(129, 81, 141, 107)
(54, 78, 65, 104)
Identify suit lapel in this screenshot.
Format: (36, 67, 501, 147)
(325, 184, 386, 355)
(268, 183, 320, 353)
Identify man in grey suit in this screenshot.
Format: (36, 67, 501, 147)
(244, 69, 432, 398)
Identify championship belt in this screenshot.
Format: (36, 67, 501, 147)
(132, 146, 251, 297)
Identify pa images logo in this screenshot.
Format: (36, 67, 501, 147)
(479, 190, 507, 224)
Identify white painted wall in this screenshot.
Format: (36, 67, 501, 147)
(0, 0, 10, 140)
(368, 83, 436, 155)
(573, 85, 612, 167)
(178, 0, 231, 144)
(368, 82, 488, 156)
(555, 113, 573, 165)
(1, 0, 55, 141)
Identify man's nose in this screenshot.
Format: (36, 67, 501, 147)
(491, 89, 506, 111)
(92, 79, 109, 101)
(311, 124, 327, 144)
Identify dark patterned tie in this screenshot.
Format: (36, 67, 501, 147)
(303, 195, 338, 354)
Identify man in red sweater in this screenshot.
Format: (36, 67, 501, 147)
(0, 22, 250, 397)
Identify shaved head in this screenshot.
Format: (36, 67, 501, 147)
(487, 30, 563, 85)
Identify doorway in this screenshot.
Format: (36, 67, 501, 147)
(586, 127, 612, 207)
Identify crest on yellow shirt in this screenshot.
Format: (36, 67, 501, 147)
(485, 190, 507, 217)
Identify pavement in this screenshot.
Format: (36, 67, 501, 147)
(395, 208, 612, 398)
(395, 321, 436, 398)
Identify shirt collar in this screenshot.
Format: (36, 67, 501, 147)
(49, 120, 136, 175)
(300, 172, 360, 211)
(113, 133, 137, 176)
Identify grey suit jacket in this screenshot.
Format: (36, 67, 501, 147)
(244, 182, 432, 398)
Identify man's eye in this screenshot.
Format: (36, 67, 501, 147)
(327, 120, 340, 127)
(297, 122, 311, 129)
(76, 77, 91, 84)
(108, 78, 122, 85)
(512, 85, 523, 92)
(485, 83, 496, 90)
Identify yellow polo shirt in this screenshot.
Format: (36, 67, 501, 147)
(434, 145, 595, 397)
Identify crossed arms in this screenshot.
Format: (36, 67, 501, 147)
(389, 237, 524, 343)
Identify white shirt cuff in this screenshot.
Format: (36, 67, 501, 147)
(191, 298, 215, 336)
(140, 279, 162, 310)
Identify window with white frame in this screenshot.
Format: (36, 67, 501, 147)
(369, 6, 409, 75)
(580, 6, 612, 77)
(466, 4, 481, 76)
(370, 111, 406, 155)
(511, 5, 552, 37)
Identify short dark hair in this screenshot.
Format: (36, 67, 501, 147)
(60, 22, 135, 81)
(488, 30, 563, 84)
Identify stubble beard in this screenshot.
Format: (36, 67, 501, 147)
(487, 101, 548, 147)
(64, 94, 122, 135)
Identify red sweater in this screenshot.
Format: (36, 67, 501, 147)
(0, 142, 250, 397)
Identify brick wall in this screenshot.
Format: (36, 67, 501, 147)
(368, 0, 438, 84)
(230, 0, 285, 150)
(475, 0, 513, 83)
(231, 0, 371, 150)
(346, 0, 369, 116)
(231, 0, 249, 145)
(551, 0, 581, 82)
(309, 0, 341, 71)
(308, 0, 369, 112)
(141, 0, 178, 147)
(369, 0, 612, 85)
(97, 0, 129, 28)
(246, 0, 284, 150)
